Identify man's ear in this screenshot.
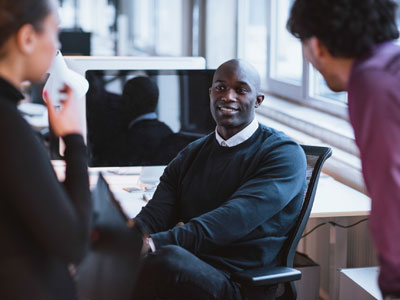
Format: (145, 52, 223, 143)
(255, 94, 264, 108)
(16, 24, 37, 55)
(309, 37, 331, 61)
(209, 87, 212, 96)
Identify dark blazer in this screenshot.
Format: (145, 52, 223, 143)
(124, 119, 173, 166)
(86, 85, 126, 166)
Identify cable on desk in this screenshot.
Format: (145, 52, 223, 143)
(300, 222, 327, 238)
(329, 218, 369, 229)
(301, 218, 369, 239)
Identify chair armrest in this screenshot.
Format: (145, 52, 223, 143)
(230, 266, 301, 286)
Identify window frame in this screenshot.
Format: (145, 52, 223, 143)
(265, 0, 304, 100)
(122, 0, 356, 119)
(263, 0, 348, 118)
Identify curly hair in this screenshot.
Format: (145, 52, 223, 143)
(287, 0, 399, 57)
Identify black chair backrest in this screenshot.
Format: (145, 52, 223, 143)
(278, 145, 332, 299)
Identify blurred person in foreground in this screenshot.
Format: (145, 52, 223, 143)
(288, 0, 400, 297)
(0, 0, 91, 299)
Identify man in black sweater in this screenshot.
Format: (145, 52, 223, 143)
(132, 59, 307, 300)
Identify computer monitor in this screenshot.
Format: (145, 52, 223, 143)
(64, 56, 215, 167)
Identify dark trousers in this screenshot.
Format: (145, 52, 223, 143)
(132, 245, 243, 300)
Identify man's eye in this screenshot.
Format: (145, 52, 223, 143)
(237, 88, 248, 94)
(215, 86, 225, 91)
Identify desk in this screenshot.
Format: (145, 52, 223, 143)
(52, 162, 160, 218)
(339, 267, 382, 300)
(52, 162, 371, 219)
(113, 173, 371, 221)
(311, 175, 370, 218)
(107, 170, 372, 300)
(305, 174, 371, 300)
(52, 162, 372, 300)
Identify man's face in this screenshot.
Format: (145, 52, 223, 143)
(302, 38, 346, 92)
(209, 63, 263, 139)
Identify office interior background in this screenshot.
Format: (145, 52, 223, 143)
(43, 0, 400, 298)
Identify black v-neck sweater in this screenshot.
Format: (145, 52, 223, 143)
(135, 124, 306, 273)
(0, 77, 91, 299)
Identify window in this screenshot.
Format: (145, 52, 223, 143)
(130, 0, 186, 56)
(396, 0, 400, 24)
(265, 0, 348, 114)
(205, 0, 237, 68)
(156, 0, 184, 56)
(309, 69, 348, 104)
(58, 0, 76, 29)
(59, 0, 117, 56)
(396, 0, 400, 45)
(266, 0, 303, 100)
(58, 0, 400, 117)
(238, 0, 268, 84)
(132, 0, 156, 54)
(269, 0, 302, 85)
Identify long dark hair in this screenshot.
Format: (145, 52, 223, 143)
(0, 0, 52, 56)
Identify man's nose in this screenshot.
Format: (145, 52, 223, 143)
(222, 88, 237, 101)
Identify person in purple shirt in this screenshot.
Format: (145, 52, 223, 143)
(287, 0, 400, 297)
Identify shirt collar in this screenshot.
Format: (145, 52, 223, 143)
(128, 112, 158, 129)
(215, 118, 259, 147)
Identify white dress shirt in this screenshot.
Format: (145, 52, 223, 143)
(215, 118, 259, 147)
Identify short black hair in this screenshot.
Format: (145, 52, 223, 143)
(123, 76, 159, 121)
(287, 0, 399, 57)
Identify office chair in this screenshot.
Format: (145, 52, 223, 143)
(231, 145, 332, 300)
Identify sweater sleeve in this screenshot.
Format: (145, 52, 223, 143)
(0, 109, 91, 263)
(349, 70, 400, 296)
(134, 152, 183, 235)
(150, 140, 306, 254)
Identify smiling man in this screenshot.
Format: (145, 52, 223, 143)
(132, 59, 306, 300)
(209, 59, 263, 141)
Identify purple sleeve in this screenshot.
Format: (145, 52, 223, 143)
(349, 69, 400, 296)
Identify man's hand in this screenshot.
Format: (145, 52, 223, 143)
(140, 236, 156, 256)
